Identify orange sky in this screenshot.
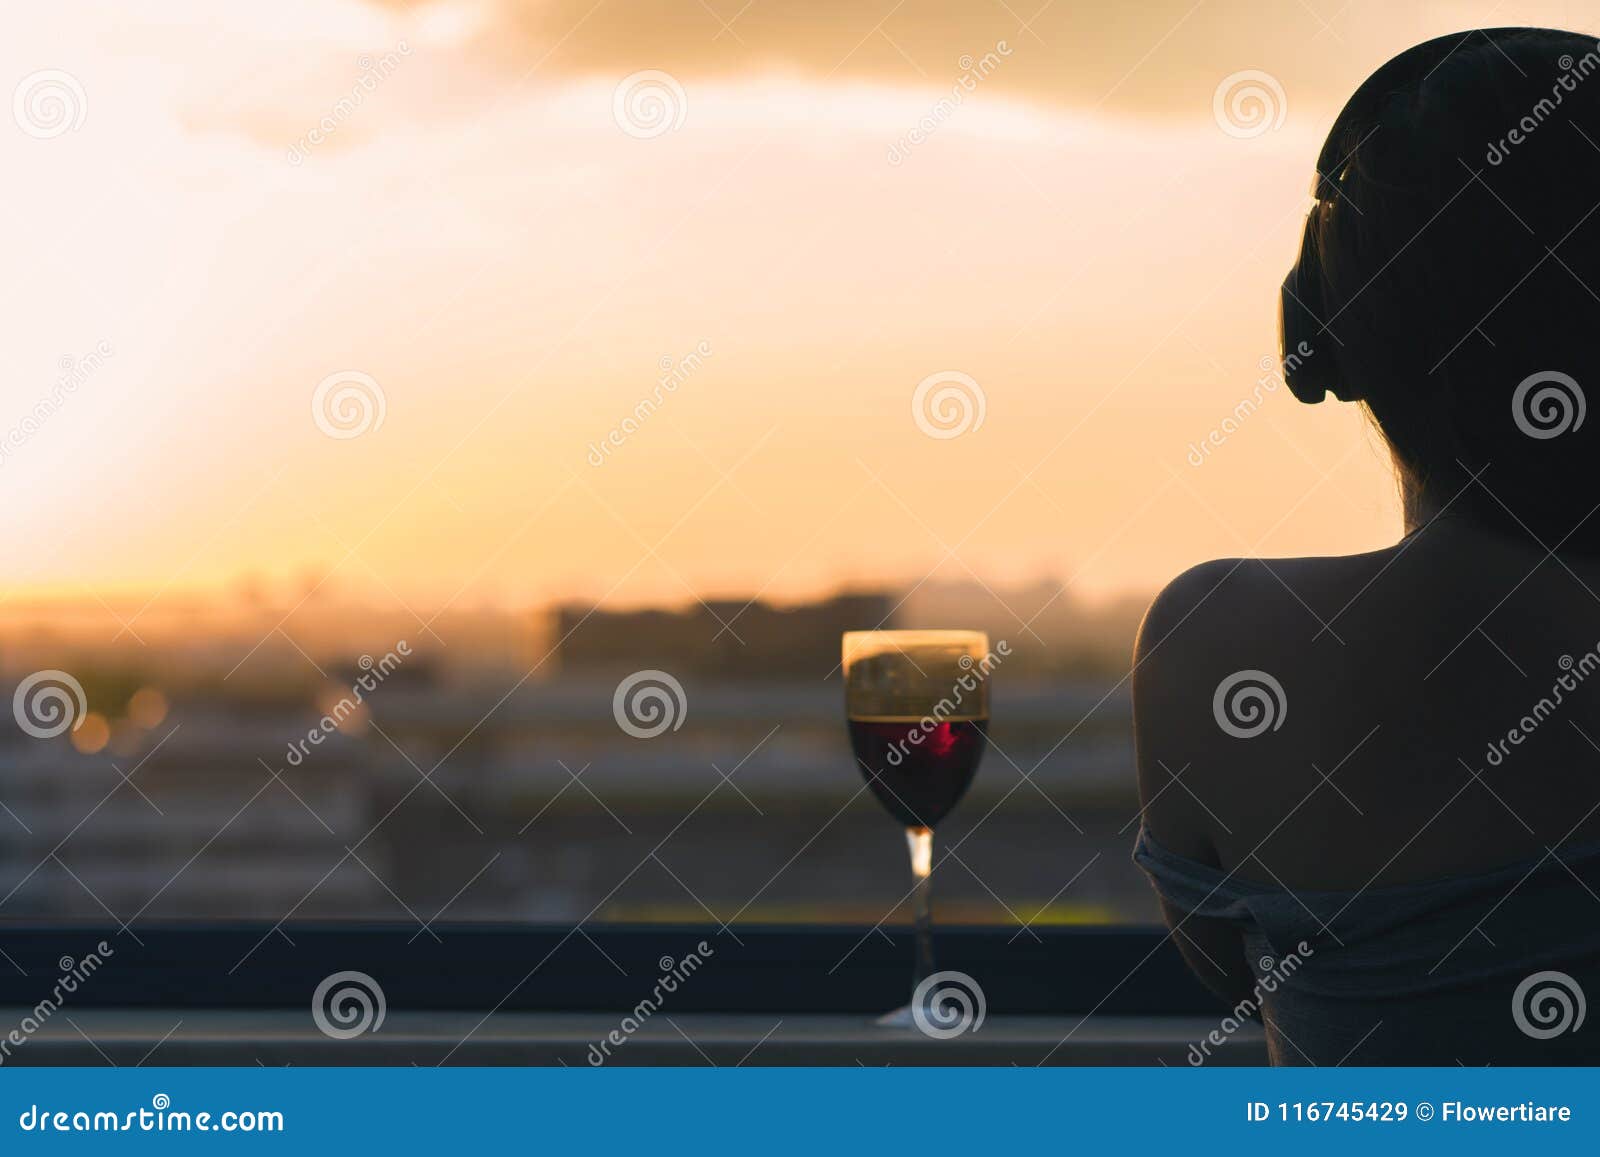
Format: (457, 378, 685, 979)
(5, 0, 1597, 620)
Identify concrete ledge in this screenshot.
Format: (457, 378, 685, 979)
(0, 1009, 1266, 1066)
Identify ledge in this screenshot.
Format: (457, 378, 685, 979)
(0, 1009, 1265, 1066)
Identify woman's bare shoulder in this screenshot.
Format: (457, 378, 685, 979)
(1129, 547, 1410, 859)
(1135, 547, 1404, 669)
(1132, 531, 1600, 882)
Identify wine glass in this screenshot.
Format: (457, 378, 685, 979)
(842, 630, 991, 1026)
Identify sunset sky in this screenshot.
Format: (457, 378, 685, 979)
(6, 0, 1597, 618)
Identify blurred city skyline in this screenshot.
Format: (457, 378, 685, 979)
(0, 574, 1147, 669)
(0, 573, 1150, 927)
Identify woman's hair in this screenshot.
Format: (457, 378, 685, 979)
(1312, 28, 1600, 547)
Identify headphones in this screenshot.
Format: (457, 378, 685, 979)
(1279, 28, 1552, 403)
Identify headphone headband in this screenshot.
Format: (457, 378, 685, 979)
(1280, 28, 1565, 403)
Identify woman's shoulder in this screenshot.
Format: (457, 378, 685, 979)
(1129, 547, 1411, 857)
(1137, 523, 1599, 671)
(1134, 547, 1401, 671)
(1130, 542, 1443, 759)
(1131, 532, 1600, 882)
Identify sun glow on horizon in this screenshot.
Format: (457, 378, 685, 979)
(6, 0, 1582, 625)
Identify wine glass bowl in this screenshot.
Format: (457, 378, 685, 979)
(842, 629, 992, 1026)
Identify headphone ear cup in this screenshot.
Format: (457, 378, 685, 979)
(1280, 213, 1340, 403)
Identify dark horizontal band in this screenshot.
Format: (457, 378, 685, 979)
(0, 923, 1212, 1015)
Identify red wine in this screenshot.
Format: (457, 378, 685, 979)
(848, 718, 988, 829)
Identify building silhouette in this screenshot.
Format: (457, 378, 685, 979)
(553, 592, 896, 679)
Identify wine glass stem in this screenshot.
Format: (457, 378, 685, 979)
(906, 825, 935, 1007)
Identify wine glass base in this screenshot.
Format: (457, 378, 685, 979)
(873, 1005, 916, 1029)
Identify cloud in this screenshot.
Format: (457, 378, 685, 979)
(185, 0, 1588, 157)
(365, 0, 1478, 117)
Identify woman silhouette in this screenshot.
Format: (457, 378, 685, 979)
(1134, 27, 1600, 1064)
